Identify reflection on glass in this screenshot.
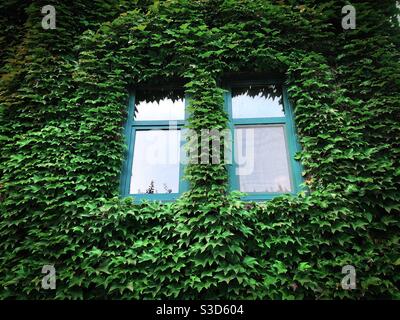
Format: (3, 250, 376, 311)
(235, 125, 292, 193)
(130, 130, 181, 194)
(134, 97, 185, 121)
(232, 85, 284, 119)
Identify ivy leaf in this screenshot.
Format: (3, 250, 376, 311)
(298, 262, 311, 272)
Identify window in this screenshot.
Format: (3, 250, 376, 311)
(121, 81, 302, 202)
(225, 82, 303, 200)
(120, 89, 188, 201)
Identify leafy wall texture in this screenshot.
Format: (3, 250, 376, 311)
(0, 0, 399, 299)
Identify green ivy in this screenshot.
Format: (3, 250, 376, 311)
(0, 0, 399, 299)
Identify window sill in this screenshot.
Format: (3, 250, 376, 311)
(122, 193, 181, 203)
(240, 192, 297, 202)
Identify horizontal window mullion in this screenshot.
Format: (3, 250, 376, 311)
(133, 120, 186, 127)
(232, 117, 286, 126)
(132, 125, 185, 130)
(240, 192, 296, 201)
(132, 126, 185, 130)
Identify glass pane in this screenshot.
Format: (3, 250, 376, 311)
(232, 85, 284, 119)
(134, 90, 185, 121)
(234, 125, 292, 193)
(130, 130, 181, 194)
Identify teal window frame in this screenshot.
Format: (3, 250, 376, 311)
(120, 90, 189, 202)
(224, 81, 303, 201)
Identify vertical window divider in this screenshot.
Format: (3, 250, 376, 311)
(179, 94, 190, 193)
(120, 91, 135, 197)
(282, 85, 304, 194)
(224, 88, 239, 191)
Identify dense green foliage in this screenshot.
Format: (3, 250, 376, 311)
(0, 0, 399, 299)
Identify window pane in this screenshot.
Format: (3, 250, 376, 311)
(234, 125, 292, 193)
(130, 130, 181, 194)
(232, 85, 284, 119)
(134, 96, 185, 121)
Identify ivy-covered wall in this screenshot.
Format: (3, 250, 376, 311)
(0, 0, 399, 299)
